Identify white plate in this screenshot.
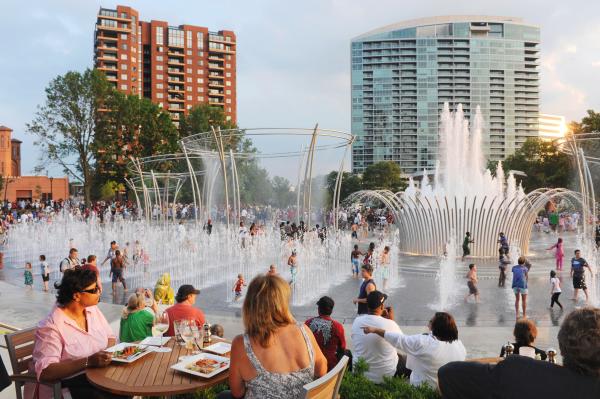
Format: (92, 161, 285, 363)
(202, 342, 232, 355)
(170, 353, 230, 378)
(105, 343, 153, 363)
(139, 336, 172, 346)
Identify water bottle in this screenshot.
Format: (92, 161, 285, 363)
(548, 348, 557, 364)
(203, 322, 212, 347)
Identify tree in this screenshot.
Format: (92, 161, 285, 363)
(362, 161, 405, 192)
(99, 180, 125, 201)
(94, 91, 179, 183)
(27, 69, 112, 205)
(272, 176, 295, 208)
(499, 137, 572, 190)
(325, 171, 363, 206)
(569, 109, 600, 198)
(179, 104, 237, 149)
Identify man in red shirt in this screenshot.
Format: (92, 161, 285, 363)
(305, 296, 346, 371)
(165, 285, 206, 336)
(81, 255, 102, 293)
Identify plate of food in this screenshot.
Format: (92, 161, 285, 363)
(106, 343, 153, 363)
(171, 353, 230, 378)
(201, 342, 232, 356)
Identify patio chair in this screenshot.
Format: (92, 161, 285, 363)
(4, 327, 62, 399)
(302, 355, 349, 399)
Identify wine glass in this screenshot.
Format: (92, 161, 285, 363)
(180, 321, 195, 354)
(189, 320, 202, 354)
(152, 310, 171, 353)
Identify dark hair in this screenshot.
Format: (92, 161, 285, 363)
(115, 250, 121, 256)
(317, 296, 334, 316)
(468, 263, 475, 270)
(40, 254, 46, 261)
(558, 238, 563, 243)
(69, 248, 78, 255)
(518, 256, 526, 265)
(361, 263, 373, 274)
(558, 307, 600, 377)
(574, 249, 581, 254)
(466, 232, 470, 236)
(354, 244, 358, 250)
(430, 312, 458, 342)
(513, 318, 537, 346)
(87, 254, 96, 263)
(369, 242, 375, 251)
(110, 241, 116, 245)
(54, 267, 98, 306)
(550, 270, 556, 278)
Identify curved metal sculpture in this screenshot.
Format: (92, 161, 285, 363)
(346, 188, 588, 258)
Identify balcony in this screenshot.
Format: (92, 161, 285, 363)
(168, 87, 185, 93)
(208, 81, 224, 87)
(97, 65, 118, 71)
(208, 63, 224, 70)
(96, 23, 131, 33)
(168, 59, 184, 66)
(167, 68, 184, 75)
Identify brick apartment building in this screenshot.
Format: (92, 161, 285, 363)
(94, 5, 237, 126)
(0, 126, 69, 202)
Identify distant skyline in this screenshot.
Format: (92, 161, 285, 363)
(1, 0, 599, 181)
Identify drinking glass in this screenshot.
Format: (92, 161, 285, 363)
(180, 321, 195, 354)
(152, 310, 171, 353)
(189, 320, 202, 354)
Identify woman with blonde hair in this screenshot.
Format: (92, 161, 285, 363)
(222, 274, 327, 399)
(119, 291, 157, 342)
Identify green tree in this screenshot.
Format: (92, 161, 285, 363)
(98, 180, 125, 201)
(179, 104, 238, 149)
(271, 176, 295, 208)
(27, 69, 112, 205)
(362, 161, 406, 192)
(95, 91, 179, 183)
(325, 171, 363, 206)
(499, 137, 572, 190)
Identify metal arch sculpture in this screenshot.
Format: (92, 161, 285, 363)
(345, 188, 590, 258)
(179, 127, 354, 228)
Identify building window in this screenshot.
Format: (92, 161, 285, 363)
(197, 32, 204, 49)
(99, 9, 118, 17)
(226, 72, 231, 77)
(197, 87, 204, 92)
(226, 55, 231, 60)
(156, 93, 163, 99)
(186, 68, 192, 74)
(197, 51, 204, 57)
(120, 74, 127, 80)
(226, 115, 231, 121)
(120, 12, 127, 18)
(156, 26, 164, 45)
(187, 95, 192, 101)
(226, 99, 231, 104)
(197, 60, 203, 66)
(157, 83, 164, 89)
(187, 86, 192, 91)
(226, 81, 231, 86)
(186, 77, 192, 83)
(186, 49, 192, 56)
(226, 90, 231, 94)
(186, 59, 192, 65)
(197, 78, 204, 83)
(120, 54, 128, 60)
(198, 69, 204, 75)
(197, 96, 203, 101)
(120, 33, 128, 40)
(122, 43, 128, 50)
(168, 28, 184, 47)
(121, 64, 128, 70)
(156, 55, 163, 61)
(186, 30, 192, 48)
(156, 65, 163, 71)
(120, 84, 128, 90)
(156, 74, 163, 80)
(226, 63, 231, 68)
(100, 19, 117, 28)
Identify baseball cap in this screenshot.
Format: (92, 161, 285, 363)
(175, 284, 200, 302)
(366, 291, 388, 310)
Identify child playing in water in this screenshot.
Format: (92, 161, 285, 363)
(549, 270, 563, 309)
(39, 255, 50, 292)
(24, 262, 33, 290)
(380, 246, 391, 291)
(465, 264, 480, 303)
(288, 249, 298, 285)
(232, 274, 246, 301)
(351, 244, 363, 278)
(547, 237, 564, 271)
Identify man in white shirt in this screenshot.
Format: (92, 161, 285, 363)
(351, 291, 403, 383)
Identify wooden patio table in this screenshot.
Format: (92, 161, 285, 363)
(86, 338, 230, 396)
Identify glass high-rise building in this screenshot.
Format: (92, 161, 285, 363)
(351, 16, 540, 174)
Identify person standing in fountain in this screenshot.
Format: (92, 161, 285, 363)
(498, 233, 509, 255)
(203, 219, 213, 236)
(461, 232, 474, 261)
(570, 249, 591, 303)
(288, 249, 298, 286)
(498, 249, 511, 287)
(380, 246, 391, 291)
(109, 250, 127, 293)
(547, 237, 565, 271)
(512, 257, 529, 319)
(351, 244, 363, 279)
(353, 264, 376, 314)
(464, 264, 479, 303)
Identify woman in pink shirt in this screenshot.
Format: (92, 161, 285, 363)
(29, 267, 124, 399)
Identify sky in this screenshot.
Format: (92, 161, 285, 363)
(1, 0, 599, 181)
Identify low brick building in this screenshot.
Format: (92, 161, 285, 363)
(0, 125, 69, 202)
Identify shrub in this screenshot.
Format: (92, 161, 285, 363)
(339, 358, 440, 399)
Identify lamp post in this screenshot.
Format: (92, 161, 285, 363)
(49, 177, 54, 201)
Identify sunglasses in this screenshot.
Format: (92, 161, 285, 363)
(81, 286, 100, 294)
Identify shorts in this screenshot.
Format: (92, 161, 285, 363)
(513, 287, 528, 295)
(111, 269, 125, 283)
(352, 259, 360, 274)
(462, 246, 470, 256)
(573, 276, 587, 290)
(235, 290, 242, 298)
(380, 266, 389, 280)
(351, 231, 358, 239)
(467, 281, 478, 295)
(42, 274, 50, 282)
